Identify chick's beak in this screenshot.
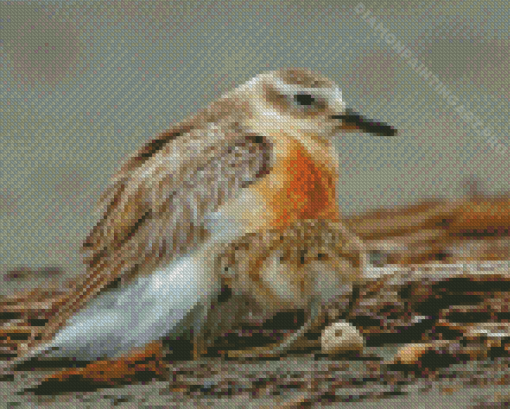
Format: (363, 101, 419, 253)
(331, 109, 397, 136)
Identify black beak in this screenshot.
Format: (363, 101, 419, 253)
(331, 109, 397, 136)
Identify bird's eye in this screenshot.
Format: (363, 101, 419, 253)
(294, 93, 315, 106)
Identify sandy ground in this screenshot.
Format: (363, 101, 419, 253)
(2, 221, 510, 407)
(2, 344, 510, 408)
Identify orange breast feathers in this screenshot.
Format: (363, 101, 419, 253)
(257, 142, 341, 228)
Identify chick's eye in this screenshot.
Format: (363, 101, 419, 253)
(294, 93, 315, 106)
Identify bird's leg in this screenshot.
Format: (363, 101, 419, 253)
(227, 296, 327, 359)
(190, 303, 211, 360)
(268, 296, 327, 354)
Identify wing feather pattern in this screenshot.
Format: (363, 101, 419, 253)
(20, 111, 272, 354)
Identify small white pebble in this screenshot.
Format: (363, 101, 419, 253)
(321, 321, 364, 355)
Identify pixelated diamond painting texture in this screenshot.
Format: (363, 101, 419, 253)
(0, 0, 509, 406)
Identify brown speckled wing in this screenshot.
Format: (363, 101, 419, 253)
(18, 113, 272, 359)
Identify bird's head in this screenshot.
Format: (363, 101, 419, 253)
(237, 68, 396, 147)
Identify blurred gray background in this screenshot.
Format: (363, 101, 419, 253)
(0, 0, 509, 281)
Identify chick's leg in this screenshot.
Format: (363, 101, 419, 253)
(227, 296, 331, 359)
